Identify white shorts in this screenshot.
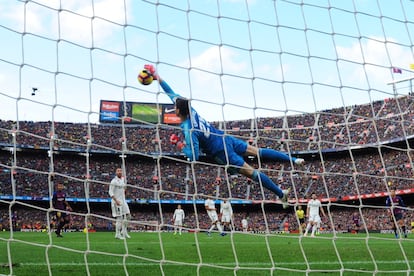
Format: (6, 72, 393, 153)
(308, 214, 321, 223)
(221, 214, 231, 223)
(174, 219, 183, 226)
(207, 211, 219, 223)
(111, 200, 130, 217)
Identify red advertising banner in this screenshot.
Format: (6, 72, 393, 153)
(101, 101, 120, 111)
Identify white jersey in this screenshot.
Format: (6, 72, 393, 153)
(173, 209, 185, 225)
(109, 176, 130, 217)
(307, 199, 322, 222)
(241, 219, 248, 229)
(220, 201, 233, 216)
(220, 201, 233, 223)
(205, 198, 218, 222)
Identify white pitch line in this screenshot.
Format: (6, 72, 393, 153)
(18, 259, 414, 267)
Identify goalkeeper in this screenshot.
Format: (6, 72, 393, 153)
(144, 65, 304, 208)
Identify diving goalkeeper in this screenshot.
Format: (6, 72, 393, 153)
(144, 64, 305, 208)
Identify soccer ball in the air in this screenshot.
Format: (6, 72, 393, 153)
(137, 69, 153, 85)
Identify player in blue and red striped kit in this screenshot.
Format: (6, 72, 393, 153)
(386, 188, 407, 239)
(144, 64, 305, 208)
(52, 183, 72, 237)
(351, 212, 360, 234)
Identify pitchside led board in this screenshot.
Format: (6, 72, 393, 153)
(99, 100, 181, 125)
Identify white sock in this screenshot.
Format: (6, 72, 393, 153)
(122, 221, 128, 235)
(116, 217, 122, 236)
(217, 223, 223, 233)
(305, 223, 311, 233)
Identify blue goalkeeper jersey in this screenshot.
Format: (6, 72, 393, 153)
(160, 80, 225, 161)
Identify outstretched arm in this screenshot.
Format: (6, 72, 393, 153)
(170, 131, 200, 161)
(144, 64, 181, 103)
(160, 79, 181, 103)
(145, 64, 200, 161)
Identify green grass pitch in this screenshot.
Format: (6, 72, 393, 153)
(0, 231, 413, 276)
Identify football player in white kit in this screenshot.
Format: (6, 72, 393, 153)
(205, 196, 226, 236)
(220, 199, 233, 232)
(304, 193, 326, 237)
(173, 204, 185, 235)
(109, 168, 131, 239)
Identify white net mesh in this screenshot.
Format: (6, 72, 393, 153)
(0, 0, 414, 275)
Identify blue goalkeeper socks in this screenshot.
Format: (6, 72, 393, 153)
(259, 148, 293, 162)
(252, 170, 284, 198)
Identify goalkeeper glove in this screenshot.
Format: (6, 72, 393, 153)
(170, 134, 179, 144)
(170, 134, 185, 150)
(144, 64, 158, 80)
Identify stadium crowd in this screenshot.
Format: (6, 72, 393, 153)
(0, 149, 412, 201)
(0, 95, 413, 153)
(0, 94, 413, 234)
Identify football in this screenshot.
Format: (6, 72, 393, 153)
(137, 69, 154, 85)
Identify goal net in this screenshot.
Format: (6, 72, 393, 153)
(0, 0, 413, 275)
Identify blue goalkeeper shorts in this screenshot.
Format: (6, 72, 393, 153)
(213, 136, 248, 171)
